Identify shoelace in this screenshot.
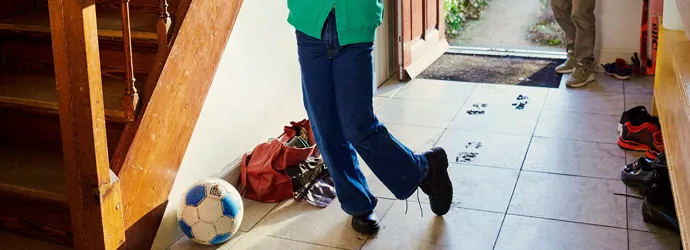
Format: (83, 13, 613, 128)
(404, 188, 424, 217)
(572, 64, 586, 78)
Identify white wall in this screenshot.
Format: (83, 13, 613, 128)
(596, 0, 646, 64)
(151, 0, 396, 248)
(151, 0, 306, 248)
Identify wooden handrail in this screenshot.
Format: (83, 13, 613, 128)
(47, 0, 126, 248)
(157, 0, 172, 47)
(121, 0, 138, 121)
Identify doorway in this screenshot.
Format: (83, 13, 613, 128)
(446, 0, 566, 52)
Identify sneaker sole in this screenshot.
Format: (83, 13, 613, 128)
(618, 138, 650, 151)
(556, 68, 576, 74)
(427, 148, 453, 216)
(605, 72, 632, 80)
(566, 73, 596, 88)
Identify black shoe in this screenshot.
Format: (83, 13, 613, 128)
(618, 106, 654, 133)
(642, 198, 680, 233)
(622, 157, 656, 190)
(351, 212, 380, 234)
(419, 147, 453, 216)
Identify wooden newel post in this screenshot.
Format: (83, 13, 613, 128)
(47, 0, 126, 249)
(121, 0, 138, 121)
(157, 0, 172, 47)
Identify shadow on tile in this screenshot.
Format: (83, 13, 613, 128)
(509, 171, 627, 227)
(250, 199, 394, 250)
(362, 201, 503, 250)
(494, 215, 627, 250)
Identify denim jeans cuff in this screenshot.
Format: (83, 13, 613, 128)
(343, 196, 379, 217)
(395, 157, 430, 200)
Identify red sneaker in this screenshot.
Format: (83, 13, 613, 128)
(645, 131, 664, 160)
(618, 121, 660, 151)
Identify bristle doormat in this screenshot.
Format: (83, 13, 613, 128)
(418, 54, 565, 88)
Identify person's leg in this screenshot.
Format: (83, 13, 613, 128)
(296, 22, 378, 218)
(571, 0, 596, 64)
(330, 43, 427, 200)
(330, 40, 453, 216)
(566, 0, 597, 88)
(551, 0, 578, 73)
(328, 17, 452, 217)
(550, 0, 576, 50)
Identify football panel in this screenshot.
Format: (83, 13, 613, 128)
(209, 233, 232, 245)
(220, 194, 242, 218)
(205, 182, 226, 201)
(178, 220, 194, 239)
(197, 198, 224, 223)
(181, 206, 200, 226)
(213, 216, 235, 234)
(185, 185, 207, 206)
(191, 222, 217, 244)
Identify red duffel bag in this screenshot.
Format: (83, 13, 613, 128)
(239, 119, 319, 202)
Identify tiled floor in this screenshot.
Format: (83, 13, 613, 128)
(169, 74, 680, 250)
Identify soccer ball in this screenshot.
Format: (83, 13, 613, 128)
(177, 178, 244, 245)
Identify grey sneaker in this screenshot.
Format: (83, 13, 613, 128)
(555, 52, 577, 74)
(566, 63, 596, 88)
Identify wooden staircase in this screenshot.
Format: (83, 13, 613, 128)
(0, 0, 243, 249)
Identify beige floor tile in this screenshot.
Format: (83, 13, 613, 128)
(358, 124, 445, 200)
(169, 232, 246, 250)
(626, 151, 647, 165)
(250, 199, 394, 250)
(373, 97, 390, 111)
(544, 90, 625, 115)
(509, 171, 627, 227)
(393, 79, 477, 103)
(627, 197, 678, 235)
(534, 110, 619, 143)
(359, 158, 396, 200)
(436, 129, 531, 169)
(230, 233, 340, 250)
(625, 94, 653, 111)
(557, 73, 624, 94)
(624, 76, 655, 95)
(385, 124, 445, 153)
(416, 164, 519, 213)
(375, 78, 406, 97)
(448, 102, 541, 136)
(629, 230, 681, 250)
(494, 215, 627, 250)
(0, 232, 71, 250)
(523, 137, 626, 179)
(239, 199, 278, 232)
(362, 201, 504, 250)
(464, 83, 548, 109)
(377, 98, 463, 128)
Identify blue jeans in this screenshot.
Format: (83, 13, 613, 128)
(296, 12, 429, 216)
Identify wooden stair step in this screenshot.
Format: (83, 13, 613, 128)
(0, 9, 158, 40)
(0, 231, 72, 250)
(0, 231, 71, 250)
(0, 72, 132, 122)
(36, 0, 180, 15)
(1, 42, 155, 80)
(0, 143, 72, 246)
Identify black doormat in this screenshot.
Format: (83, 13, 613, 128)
(418, 54, 565, 88)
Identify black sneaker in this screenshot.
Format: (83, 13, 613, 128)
(419, 147, 453, 216)
(642, 198, 679, 233)
(622, 157, 656, 190)
(618, 106, 654, 135)
(602, 59, 633, 80)
(351, 212, 380, 234)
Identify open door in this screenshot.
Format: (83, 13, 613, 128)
(395, 0, 450, 80)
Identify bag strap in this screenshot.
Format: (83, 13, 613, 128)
(239, 153, 251, 197)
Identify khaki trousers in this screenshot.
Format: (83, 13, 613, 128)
(550, 0, 596, 63)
